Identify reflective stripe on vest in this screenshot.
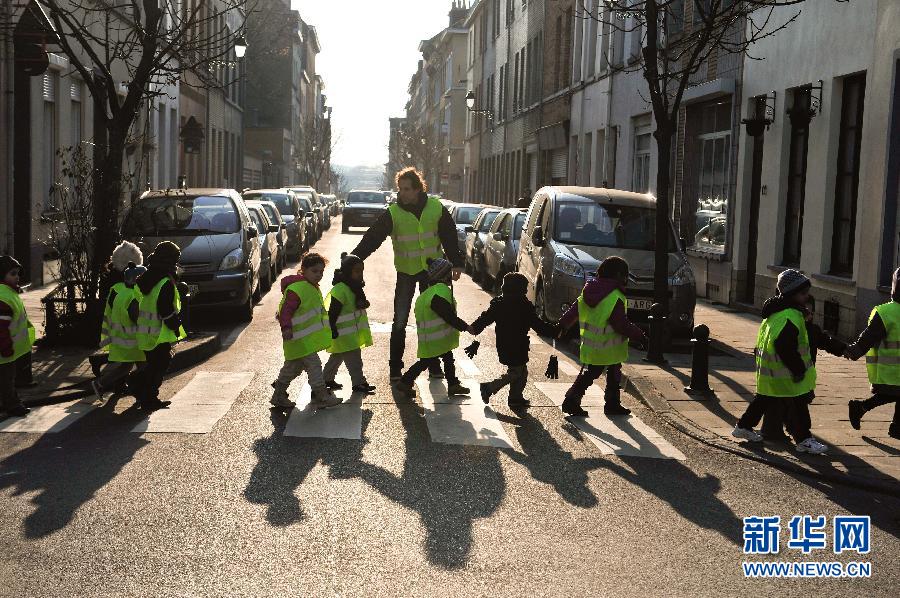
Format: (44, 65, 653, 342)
(0, 284, 35, 364)
(755, 308, 817, 397)
(326, 281, 373, 356)
(101, 282, 145, 362)
(281, 280, 332, 360)
(389, 197, 444, 275)
(866, 302, 900, 386)
(577, 288, 629, 366)
(136, 278, 186, 351)
(414, 283, 459, 359)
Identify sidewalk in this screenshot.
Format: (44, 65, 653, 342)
(623, 302, 900, 494)
(12, 284, 222, 407)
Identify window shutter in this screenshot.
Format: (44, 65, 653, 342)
(70, 81, 81, 101)
(42, 73, 55, 101)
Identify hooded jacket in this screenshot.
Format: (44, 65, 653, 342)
(759, 296, 810, 380)
(559, 278, 647, 346)
(349, 191, 463, 270)
(471, 293, 558, 366)
(846, 267, 900, 394)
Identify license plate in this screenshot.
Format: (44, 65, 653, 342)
(187, 284, 199, 296)
(627, 298, 653, 311)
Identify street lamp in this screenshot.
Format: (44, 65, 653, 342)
(465, 90, 493, 120)
(234, 35, 248, 59)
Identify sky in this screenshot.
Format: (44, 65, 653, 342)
(293, 0, 453, 167)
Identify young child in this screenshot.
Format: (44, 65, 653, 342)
(323, 253, 376, 394)
(92, 241, 147, 401)
(732, 269, 828, 454)
(273, 253, 341, 410)
(135, 241, 186, 411)
(844, 266, 900, 440)
(0, 255, 36, 417)
(760, 294, 846, 441)
(394, 258, 470, 397)
(470, 272, 558, 409)
(558, 256, 647, 417)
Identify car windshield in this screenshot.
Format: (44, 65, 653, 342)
(478, 211, 500, 232)
(257, 203, 280, 223)
(454, 206, 483, 225)
(297, 196, 312, 212)
(348, 192, 387, 204)
(553, 202, 676, 251)
(245, 193, 293, 216)
(123, 195, 239, 236)
(513, 213, 526, 240)
(248, 209, 266, 234)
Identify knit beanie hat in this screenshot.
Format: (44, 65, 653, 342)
(0, 255, 23, 280)
(425, 257, 453, 283)
(501, 272, 527, 297)
(776, 268, 811, 297)
(339, 252, 363, 275)
(148, 241, 181, 271)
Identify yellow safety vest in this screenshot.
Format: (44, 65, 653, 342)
(326, 282, 373, 354)
(414, 283, 459, 359)
(101, 282, 145, 363)
(866, 301, 900, 386)
(578, 289, 629, 366)
(281, 280, 332, 360)
(0, 284, 35, 365)
(136, 278, 186, 351)
(389, 197, 444, 274)
(755, 308, 816, 397)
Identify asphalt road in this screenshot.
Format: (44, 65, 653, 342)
(1, 216, 898, 597)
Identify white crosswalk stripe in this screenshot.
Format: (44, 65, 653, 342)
(556, 359, 581, 376)
(283, 373, 363, 439)
(415, 378, 514, 449)
(534, 382, 686, 460)
(132, 371, 254, 434)
(452, 349, 481, 377)
(0, 400, 97, 433)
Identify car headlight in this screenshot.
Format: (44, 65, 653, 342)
(553, 254, 585, 278)
(219, 248, 244, 271)
(669, 262, 696, 286)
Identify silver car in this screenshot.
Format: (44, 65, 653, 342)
(464, 207, 501, 282)
(449, 203, 488, 255)
(516, 186, 696, 335)
(246, 204, 279, 292)
(483, 207, 527, 291)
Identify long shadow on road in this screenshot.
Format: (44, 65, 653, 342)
(0, 398, 149, 539)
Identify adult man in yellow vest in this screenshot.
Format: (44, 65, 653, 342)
(0, 256, 35, 417)
(351, 167, 464, 380)
(844, 267, 900, 439)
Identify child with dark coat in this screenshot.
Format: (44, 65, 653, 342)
(470, 272, 558, 409)
(0, 255, 35, 417)
(558, 257, 647, 417)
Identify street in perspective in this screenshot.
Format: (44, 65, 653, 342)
(0, 1, 899, 596)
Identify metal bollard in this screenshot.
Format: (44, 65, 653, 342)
(684, 324, 713, 396)
(643, 302, 668, 365)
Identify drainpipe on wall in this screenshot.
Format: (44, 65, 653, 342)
(3, 5, 14, 252)
(601, 19, 614, 188)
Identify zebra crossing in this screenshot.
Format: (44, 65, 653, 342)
(0, 361, 685, 460)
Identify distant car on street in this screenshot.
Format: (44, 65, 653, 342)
(285, 186, 327, 238)
(483, 207, 527, 291)
(242, 190, 306, 262)
(464, 207, 501, 282)
(244, 198, 288, 273)
(342, 189, 389, 233)
(448, 203, 488, 255)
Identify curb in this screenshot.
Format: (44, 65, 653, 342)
(20, 332, 222, 408)
(623, 367, 900, 498)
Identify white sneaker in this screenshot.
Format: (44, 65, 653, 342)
(796, 437, 828, 454)
(310, 391, 342, 409)
(731, 426, 764, 442)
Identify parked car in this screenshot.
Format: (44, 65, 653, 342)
(320, 193, 339, 216)
(295, 194, 317, 247)
(342, 189, 389, 232)
(464, 207, 501, 282)
(245, 199, 287, 273)
(122, 188, 261, 321)
(242, 189, 305, 262)
(516, 186, 696, 335)
(448, 203, 488, 255)
(483, 207, 527, 290)
(285, 187, 326, 239)
(246, 204, 280, 292)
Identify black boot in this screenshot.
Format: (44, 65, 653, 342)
(604, 403, 631, 416)
(848, 400, 865, 430)
(389, 360, 403, 381)
(889, 423, 899, 440)
(325, 380, 344, 390)
(480, 383, 494, 405)
(561, 393, 588, 417)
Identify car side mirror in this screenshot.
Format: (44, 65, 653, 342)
(307, 211, 315, 216)
(532, 225, 545, 246)
(280, 223, 287, 230)
(465, 225, 474, 233)
(269, 224, 279, 233)
(492, 231, 504, 241)
(247, 225, 258, 239)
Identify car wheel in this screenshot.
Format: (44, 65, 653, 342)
(236, 291, 253, 322)
(535, 281, 549, 322)
(252, 272, 263, 303)
(262, 266, 273, 292)
(493, 270, 504, 295)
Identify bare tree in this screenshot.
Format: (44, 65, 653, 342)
(582, 0, 836, 350)
(395, 121, 442, 187)
(38, 0, 251, 292)
(299, 113, 335, 191)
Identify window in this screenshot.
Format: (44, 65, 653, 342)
(632, 125, 651, 192)
(555, 16, 563, 91)
(493, 0, 501, 37)
(513, 52, 520, 113)
(582, 132, 593, 185)
(70, 81, 82, 149)
(42, 72, 57, 209)
(830, 74, 866, 275)
(691, 101, 732, 252)
(783, 88, 811, 265)
(667, 0, 685, 34)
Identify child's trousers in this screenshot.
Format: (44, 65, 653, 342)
(0, 358, 25, 411)
(323, 348, 367, 386)
(97, 361, 140, 392)
(400, 352, 458, 385)
(275, 353, 325, 392)
(564, 363, 623, 405)
(483, 364, 527, 398)
(737, 395, 812, 443)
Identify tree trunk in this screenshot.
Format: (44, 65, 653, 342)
(91, 125, 127, 294)
(653, 119, 674, 313)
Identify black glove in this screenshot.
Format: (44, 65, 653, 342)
(331, 326, 339, 340)
(545, 355, 559, 379)
(464, 340, 480, 359)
